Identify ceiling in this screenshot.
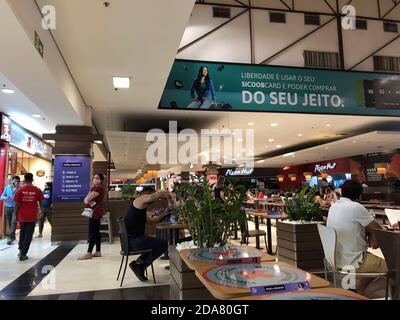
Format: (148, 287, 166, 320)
(1, 0, 400, 176)
(262, 131, 400, 167)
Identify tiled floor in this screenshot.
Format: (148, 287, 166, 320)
(0, 225, 57, 292)
(0, 220, 384, 300)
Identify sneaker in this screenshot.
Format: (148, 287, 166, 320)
(129, 261, 148, 282)
(19, 255, 28, 261)
(17, 251, 21, 258)
(35, 234, 43, 239)
(92, 252, 102, 258)
(7, 239, 13, 245)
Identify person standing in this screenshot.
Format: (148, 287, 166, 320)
(78, 174, 105, 260)
(14, 173, 44, 261)
(1, 176, 20, 245)
(36, 182, 53, 238)
(125, 187, 173, 281)
(212, 176, 225, 202)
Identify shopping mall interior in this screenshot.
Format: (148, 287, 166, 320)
(1, 0, 400, 306)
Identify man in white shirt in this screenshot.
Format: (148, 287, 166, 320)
(327, 180, 387, 294)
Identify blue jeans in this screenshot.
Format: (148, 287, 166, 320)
(128, 236, 168, 268)
(187, 98, 214, 110)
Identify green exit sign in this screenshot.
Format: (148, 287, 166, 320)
(34, 31, 44, 58)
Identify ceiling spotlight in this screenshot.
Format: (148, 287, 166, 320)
(326, 124, 331, 127)
(248, 122, 254, 126)
(257, 160, 265, 163)
(32, 114, 41, 118)
(276, 145, 282, 148)
(94, 140, 103, 144)
(298, 133, 303, 137)
(113, 77, 130, 89)
(268, 138, 275, 143)
(352, 140, 357, 143)
(270, 123, 278, 127)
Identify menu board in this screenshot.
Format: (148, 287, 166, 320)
(53, 156, 91, 202)
(366, 168, 384, 182)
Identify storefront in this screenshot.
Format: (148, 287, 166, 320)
(219, 167, 280, 192)
(0, 114, 53, 237)
(277, 152, 400, 200)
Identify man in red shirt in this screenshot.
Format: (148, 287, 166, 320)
(14, 173, 44, 261)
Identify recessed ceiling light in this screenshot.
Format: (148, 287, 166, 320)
(1, 88, 15, 94)
(248, 122, 254, 126)
(32, 114, 41, 118)
(326, 124, 331, 127)
(276, 145, 282, 148)
(283, 152, 295, 157)
(352, 140, 357, 143)
(268, 138, 275, 143)
(257, 160, 265, 163)
(325, 147, 329, 150)
(270, 123, 278, 127)
(94, 140, 103, 144)
(298, 133, 303, 137)
(113, 77, 130, 89)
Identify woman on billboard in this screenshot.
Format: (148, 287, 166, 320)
(187, 66, 217, 109)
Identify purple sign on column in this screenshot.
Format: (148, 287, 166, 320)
(53, 156, 91, 202)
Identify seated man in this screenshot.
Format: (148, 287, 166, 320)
(327, 180, 387, 294)
(125, 187, 174, 281)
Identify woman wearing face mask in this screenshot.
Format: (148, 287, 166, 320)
(78, 173, 106, 260)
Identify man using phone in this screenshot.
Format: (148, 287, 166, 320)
(124, 187, 174, 281)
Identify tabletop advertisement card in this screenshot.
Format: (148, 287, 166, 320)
(250, 281, 311, 296)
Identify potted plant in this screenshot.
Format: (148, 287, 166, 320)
(277, 186, 325, 271)
(169, 175, 247, 299)
(120, 184, 136, 200)
(173, 175, 247, 248)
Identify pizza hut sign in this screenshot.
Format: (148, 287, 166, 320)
(226, 168, 254, 176)
(314, 162, 337, 173)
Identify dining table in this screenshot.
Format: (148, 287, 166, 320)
(191, 260, 331, 300)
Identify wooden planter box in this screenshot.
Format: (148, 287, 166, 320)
(277, 221, 324, 272)
(168, 245, 215, 300)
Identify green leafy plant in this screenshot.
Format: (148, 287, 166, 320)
(173, 175, 247, 248)
(283, 186, 322, 222)
(120, 184, 136, 200)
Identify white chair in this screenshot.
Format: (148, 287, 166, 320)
(317, 224, 388, 298)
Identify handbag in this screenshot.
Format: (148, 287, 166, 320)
(81, 207, 93, 218)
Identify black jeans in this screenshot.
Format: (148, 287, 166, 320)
(19, 222, 35, 256)
(88, 218, 101, 253)
(38, 207, 52, 234)
(5, 207, 16, 240)
(128, 236, 168, 269)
